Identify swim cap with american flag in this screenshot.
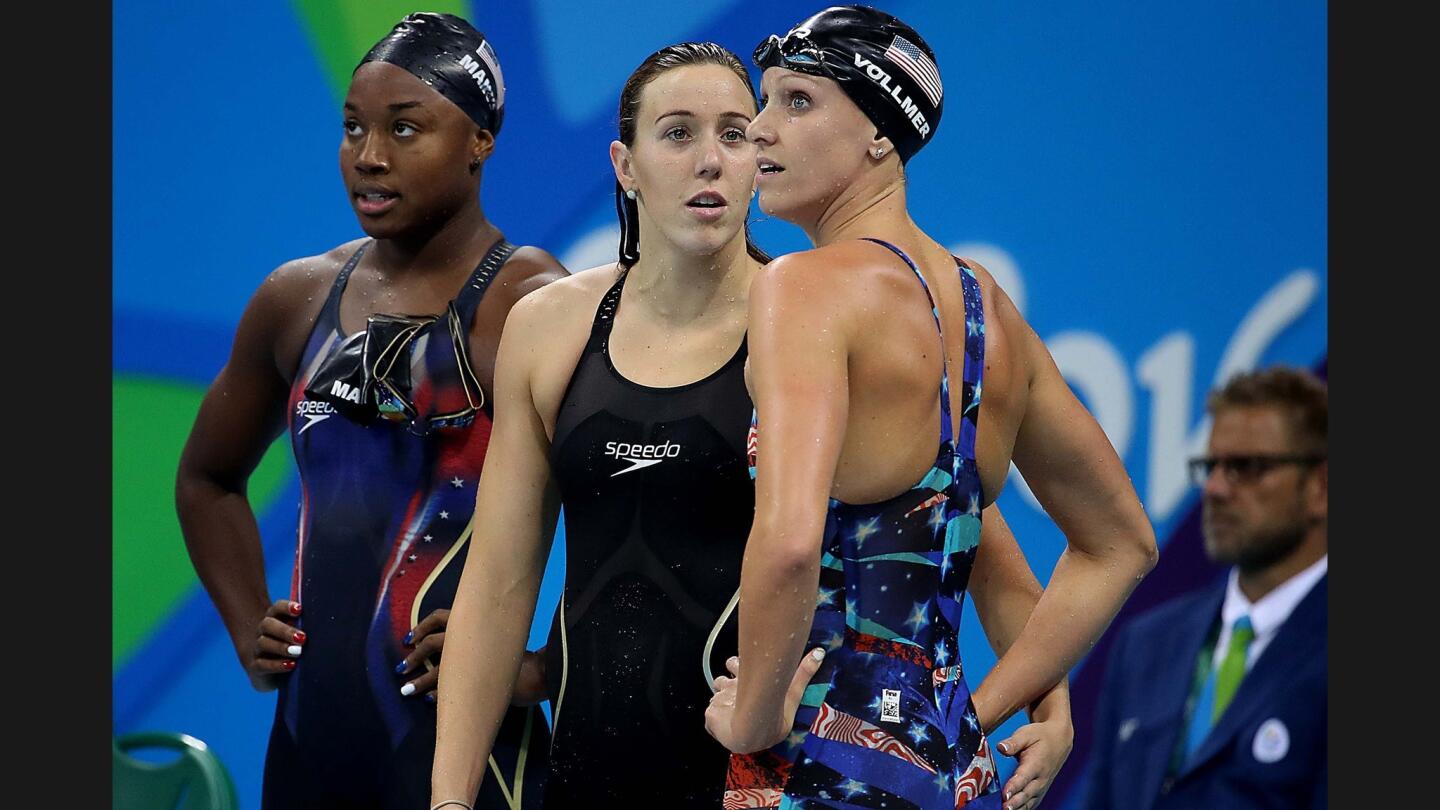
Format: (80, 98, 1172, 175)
(753, 5, 945, 162)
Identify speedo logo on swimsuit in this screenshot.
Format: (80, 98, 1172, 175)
(604, 440, 682, 477)
(296, 399, 337, 435)
(852, 53, 932, 138)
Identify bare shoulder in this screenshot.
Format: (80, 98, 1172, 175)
(503, 261, 622, 340)
(491, 244, 572, 305)
(758, 241, 936, 327)
(247, 238, 370, 328)
(752, 242, 881, 303)
(500, 263, 622, 421)
(472, 244, 573, 366)
(252, 237, 366, 317)
(230, 238, 367, 378)
(759, 240, 897, 278)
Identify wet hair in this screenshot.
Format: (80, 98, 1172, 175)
(614, 42, 770, 269)
(1208, 366, 1328, 455)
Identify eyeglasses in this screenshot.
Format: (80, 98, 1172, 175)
(1187, 455, 1325, 487)
(753, 32, 828, 76)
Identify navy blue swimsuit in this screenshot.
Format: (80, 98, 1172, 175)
(266, 239, 549, 810)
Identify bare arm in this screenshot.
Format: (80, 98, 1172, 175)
(971, 505, 1073, 808)
(969, 504, 1070, 724)
(467, 246, 572, 396)
(174, 266, 312, 689)
(970, 277, 1158, 733)
(725, 256, 848, 752)
(431, 293, 562, 804)
(398, 247, 571, 704)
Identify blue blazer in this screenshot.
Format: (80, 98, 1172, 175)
(1079, 574, 1326, 810)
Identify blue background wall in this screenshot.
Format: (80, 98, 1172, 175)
(113, 2, 1326, 807)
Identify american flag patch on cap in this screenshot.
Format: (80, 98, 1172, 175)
(884, 35, 942, 107)
(476, 39, 505, 108)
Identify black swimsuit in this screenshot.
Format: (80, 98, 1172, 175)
(544, 270, 754, 806)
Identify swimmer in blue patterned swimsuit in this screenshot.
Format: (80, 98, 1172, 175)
(705, 8, 1160, 810)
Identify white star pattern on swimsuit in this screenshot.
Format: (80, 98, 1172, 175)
(906, 602, 930, 634)
(928, 505, 947, 532)
(852, 517, 880, 548)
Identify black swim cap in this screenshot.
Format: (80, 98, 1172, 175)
(358, 12, 507, 136)
(754, 5, 942, 162)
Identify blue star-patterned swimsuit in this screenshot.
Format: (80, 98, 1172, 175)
(726, 239, 1000, 810)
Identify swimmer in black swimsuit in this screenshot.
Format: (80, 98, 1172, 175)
(431, 43, 769, 808)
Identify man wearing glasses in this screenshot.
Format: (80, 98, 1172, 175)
(1081, 366, 1327, 809)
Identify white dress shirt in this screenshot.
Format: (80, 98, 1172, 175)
(1211, 554, 1327, 673)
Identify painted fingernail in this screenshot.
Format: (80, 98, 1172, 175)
(404, 630, 414, 645)
(287, 645, 303, 657)
(400, 682, 416, 697)
(394, 661, 408, 674)
(282, 660, 296, 671)
(292, 630, 306, 644)
(288, 602, 302, 616)
(810, 648, 826, 661)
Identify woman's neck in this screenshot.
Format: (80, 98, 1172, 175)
(626, 229, 758, 325)
(809, 173, 915, 248)
(371, 198, 499, 277)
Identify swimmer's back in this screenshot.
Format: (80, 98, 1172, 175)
(748, 237, 1028, 506)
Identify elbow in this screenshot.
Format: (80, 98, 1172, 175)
(1129, 523, 1160, 577)
(1142, 537, 1160, 573)
(1070, 516, 1158, 582)
(751, 537, 819, 579)
(174, 466, 200, 514)
(174, 463, 243, 527)
(174, 463, 217, 513)
(1108, 499, 1159, 579)
(746, 512, 823, 577)
(1135, 546, 1159, 581)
